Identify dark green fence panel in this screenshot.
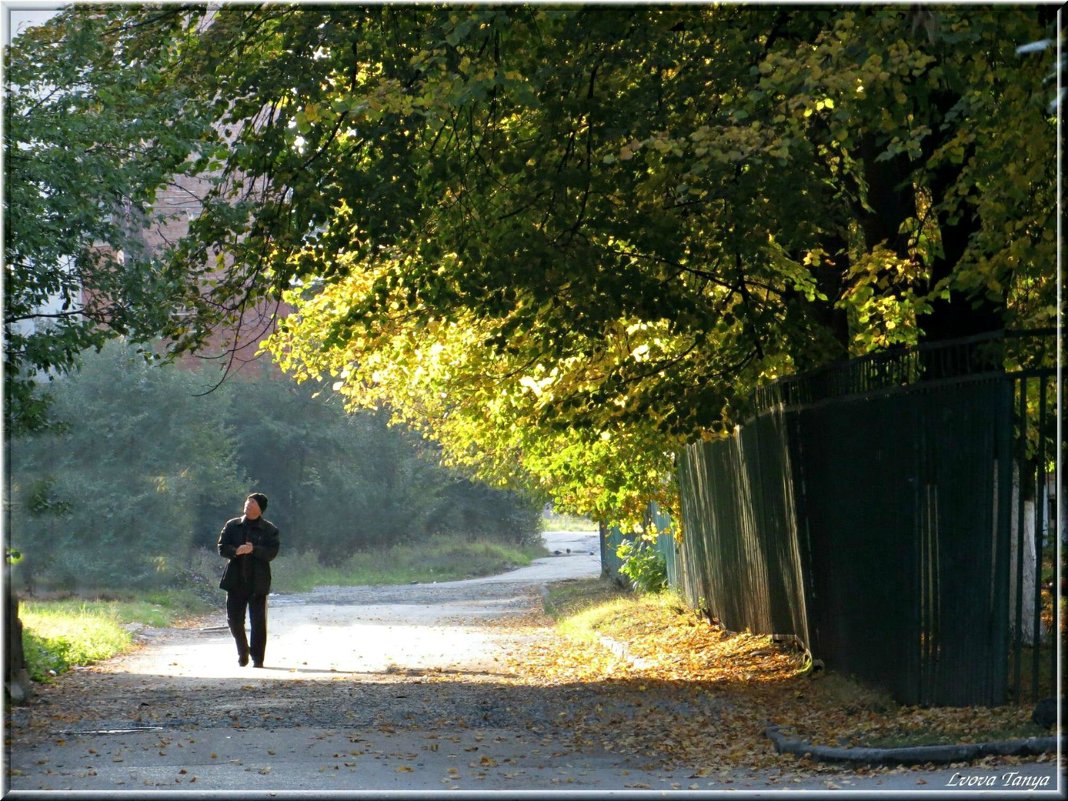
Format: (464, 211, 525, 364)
(677, 408, 808, 642)
(657, 527, 679, 587)
(795, 376, 1010, 706)
(793, 389, 922, 701)
(676, 443, 715, 609)
(675, 331, 1054, 707)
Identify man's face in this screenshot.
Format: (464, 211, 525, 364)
(244, 497, 261, 519)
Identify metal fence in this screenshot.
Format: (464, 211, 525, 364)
(674, 330, 1060, 707)
(1006, 333, 1061, 705)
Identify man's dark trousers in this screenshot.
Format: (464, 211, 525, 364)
(226, 586, 268, 665)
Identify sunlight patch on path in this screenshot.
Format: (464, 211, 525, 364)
(102, 530, 600, 681)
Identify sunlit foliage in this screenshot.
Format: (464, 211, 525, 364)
(6, 6, 1056, 527)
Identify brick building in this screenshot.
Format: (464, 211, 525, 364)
(139, 172, 292, 378)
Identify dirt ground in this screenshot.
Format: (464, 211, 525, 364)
(4, 531, 1063, 795)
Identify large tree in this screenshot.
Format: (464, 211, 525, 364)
(2, 6, 222, 432)
(6, 5, 1057, 525)
(4, 5, 221, 702)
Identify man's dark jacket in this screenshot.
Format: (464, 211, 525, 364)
(218, 515, 280, 595)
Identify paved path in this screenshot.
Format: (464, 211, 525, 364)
(4, 531, 1063, 795)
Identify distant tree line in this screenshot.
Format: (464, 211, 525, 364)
(6, 341, 543, 592)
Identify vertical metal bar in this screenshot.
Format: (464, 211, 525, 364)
(790, 410, 819, 658)
(1014, 378, 1027, 701)
(931, 483, 942, 702)
(1057, 369, 1064, 706)
(1033, 375, 1047, 700)
(993, 374, 1013, 706)
(914, 395, 927, 703)
(923, 484, 937, 703)
(1057, 23, 1063, 734)
(921, 388, 938, 705)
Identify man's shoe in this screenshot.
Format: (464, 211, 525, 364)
(238, 653, 250, 667)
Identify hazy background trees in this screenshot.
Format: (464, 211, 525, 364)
(7, 341, 542, 593)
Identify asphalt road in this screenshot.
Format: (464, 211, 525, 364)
(4, 530, 1063, 796)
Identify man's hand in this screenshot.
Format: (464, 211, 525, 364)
(235, 543, 254, 556)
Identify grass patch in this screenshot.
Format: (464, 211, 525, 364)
(544, 579, 696, 647)
(543, 577, 632, 645)
(541, 513, 599, 532)
(19, 590, 214, 682)
(270, 534, 549, 592)
(543, 577, 629, 620)
(560, 589, 670, 644)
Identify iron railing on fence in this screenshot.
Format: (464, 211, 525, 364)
(1006, 330, 1060, 705)
(675, 329, 1060, 707)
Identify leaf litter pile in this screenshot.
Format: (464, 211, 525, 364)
(491, 578, 1051, 782)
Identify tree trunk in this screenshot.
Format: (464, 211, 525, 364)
(5, 561, 33, 704)
(915, 83, 1003, 345)
(598, 521, 611, 578)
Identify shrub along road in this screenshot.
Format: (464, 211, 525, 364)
(4, 531, 1061, 795)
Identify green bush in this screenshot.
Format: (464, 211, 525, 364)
(615, 537, 668, 594)
(430, 479, 544, 548)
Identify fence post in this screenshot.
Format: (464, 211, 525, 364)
(992, 375, 1013, 705)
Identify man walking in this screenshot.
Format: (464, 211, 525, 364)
(218, 493, 280, 668)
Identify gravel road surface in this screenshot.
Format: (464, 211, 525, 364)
(4, 531, 1062, 796)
